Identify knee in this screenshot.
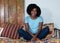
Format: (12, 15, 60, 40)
(46, 26, 49, 29)
(18, 29, 23, 34)
(44, 26, 49, 30)
(43, 26, 50, 33)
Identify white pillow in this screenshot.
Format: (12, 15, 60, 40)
(0, 28, 4, 36)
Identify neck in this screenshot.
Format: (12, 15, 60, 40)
(30, 16, 37, 20)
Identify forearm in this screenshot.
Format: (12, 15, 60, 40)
(26, 30, 34, 37)
(25, 23, 34, 37)
(35, 22, 43, 37)
(35, 28, 42, 37)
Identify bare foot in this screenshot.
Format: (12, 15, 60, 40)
(37, 38, 40, 41)
(31, 38, 36, 41)
(37, 38, 44, 42)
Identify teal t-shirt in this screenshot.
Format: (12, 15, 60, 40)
(24, 16, 43, 34)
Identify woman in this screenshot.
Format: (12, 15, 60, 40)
(18, 4, 50, 41)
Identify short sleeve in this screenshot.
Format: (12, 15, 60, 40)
(24, 17, 28, 23)
(39, 16, 43, 22)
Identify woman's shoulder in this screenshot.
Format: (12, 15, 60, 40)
(38, 16, 43, 19)
(24, 16, 30, 23)
(25, 16, 30, 20)
(38, 16, 43, 22)
(25, 16, 30, 18)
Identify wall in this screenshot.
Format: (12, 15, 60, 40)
(25, 0, 60, 29)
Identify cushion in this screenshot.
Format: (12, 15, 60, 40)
(42, 23, 54, 40)
(1, 23, 20, 39)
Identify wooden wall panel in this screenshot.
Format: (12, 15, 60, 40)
(4, 0, 9, 23)
(0, 0, 1, 26)
(17, 0, 24, 26)
(8, 0, 17, 24)
(0, 0, 5, 27)
(0, 0, 24, 27)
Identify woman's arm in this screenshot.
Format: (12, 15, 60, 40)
(25, 23, 34, 37)
(34, 22, 43, 37)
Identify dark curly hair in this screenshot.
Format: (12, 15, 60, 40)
(26, 4, 41, 17)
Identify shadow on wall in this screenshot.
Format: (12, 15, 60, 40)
(41, 8, 53, 24)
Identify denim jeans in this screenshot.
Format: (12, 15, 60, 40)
(18, 26, 49, 40)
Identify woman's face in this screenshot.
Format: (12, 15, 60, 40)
(31, 8, 37, 17)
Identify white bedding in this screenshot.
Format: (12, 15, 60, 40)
(0, 28, 4, 36)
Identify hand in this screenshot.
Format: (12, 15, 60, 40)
(37, 38, 40, 41)
(31, 38, 36, 41)
(31, 36, 37, 41)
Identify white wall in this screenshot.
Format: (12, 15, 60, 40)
(24, 0, 60, 29)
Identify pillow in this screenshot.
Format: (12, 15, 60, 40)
(42, 23, 54, 40)
(1, 23, 20, 39)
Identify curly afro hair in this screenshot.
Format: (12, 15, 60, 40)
(26, 4, 41, 17)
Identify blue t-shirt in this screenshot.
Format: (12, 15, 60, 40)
(24, 16, 43, 34)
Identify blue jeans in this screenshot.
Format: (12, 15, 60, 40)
(18, 26, 49, 40)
